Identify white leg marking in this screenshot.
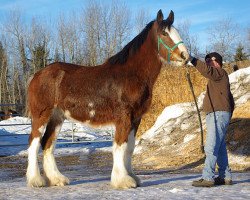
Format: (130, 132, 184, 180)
(26, 137, 46, 187)
(38, 125, 46, 136)
(64, 110, 72, 119)
(111, 130, 139, 189)
(43, 125, 69, 186)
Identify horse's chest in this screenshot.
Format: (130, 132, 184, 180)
(122, 84, 151, 107)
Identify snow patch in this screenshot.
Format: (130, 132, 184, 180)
(183, 134, 196, 143)
(141, 103, 195, 140)
(169, 188, 183, 193)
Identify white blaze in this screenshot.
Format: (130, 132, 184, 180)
(165, 26, 188, 53)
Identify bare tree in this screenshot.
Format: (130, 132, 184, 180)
(207, 17, 239, 61)
(81, 0, 131, 65)
(1, 8, 28, 104)
(81, 1, 102, 66)
(57, 13, 82, 64)
(0, 39, 11, 104)
(111, 1, 131, 52)
(177, 20, 200, 57)
(135, 8, 150, 34)
(101, 3, 114, 60)
(246, 27, 250, 54)
(57, 15, 67, 63)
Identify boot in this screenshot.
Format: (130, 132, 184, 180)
(214, 177, 232, 185)
(192, 179, 214, 187)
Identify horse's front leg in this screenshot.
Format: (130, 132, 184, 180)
(127, 118, 141, 186)
(111, 120, 140, 189)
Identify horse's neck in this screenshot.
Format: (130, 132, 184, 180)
(131, 33, 162, 87)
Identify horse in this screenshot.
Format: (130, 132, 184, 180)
(0, 111, 5, 120)
(5, 109, 19, 118)
(0, 109, 19, 120)
(26, 9, 189, 189)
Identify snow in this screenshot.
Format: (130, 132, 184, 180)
(0, 117, 114, 156)
(139, 102, 196, 141)
(0, 67, 250, 199)
(229, 67, 250, 83)
(183, 134, 196, 143)
(229, 67, 250, 105)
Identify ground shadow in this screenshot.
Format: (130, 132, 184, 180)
(141, 174, 200, 187)
(233, 178, 250, 184)
(70, 177, 110, 185)
(136, 157, 206, 176)
(69, 174, 200, 187)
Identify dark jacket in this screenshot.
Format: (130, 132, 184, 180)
(191, 58, 235, 114)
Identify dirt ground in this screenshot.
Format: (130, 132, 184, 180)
(0, 152, 109, 182)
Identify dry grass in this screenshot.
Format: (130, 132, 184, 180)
(137, 66, 206, 137)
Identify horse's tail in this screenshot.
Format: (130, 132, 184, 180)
(24, 75, 34, 118)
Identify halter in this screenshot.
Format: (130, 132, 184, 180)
(157, 36, 184, 63)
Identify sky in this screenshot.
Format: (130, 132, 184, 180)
(0, 0, 249, 51)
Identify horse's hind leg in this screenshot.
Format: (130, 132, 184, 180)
(41, 109, 69, 186)
(26, 111, 51, 187)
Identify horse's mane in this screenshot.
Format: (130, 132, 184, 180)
(108, 21, 155, 65)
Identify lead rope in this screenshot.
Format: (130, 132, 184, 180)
(185, 67, 205, 153)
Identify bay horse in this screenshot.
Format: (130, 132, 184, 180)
(26, 10, 189, 189)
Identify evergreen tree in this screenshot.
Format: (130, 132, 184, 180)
(234, 43, 249, 61)
(32, 42, 49, 71)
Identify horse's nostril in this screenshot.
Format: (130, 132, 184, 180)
(181, 51, 189, 60)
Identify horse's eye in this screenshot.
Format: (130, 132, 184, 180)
(162, 30, 167, 36)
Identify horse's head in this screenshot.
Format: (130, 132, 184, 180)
(155, 10, 189, 66)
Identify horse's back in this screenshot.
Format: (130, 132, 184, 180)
(30, 62, 82, 88)
(35, 62, 82, 76)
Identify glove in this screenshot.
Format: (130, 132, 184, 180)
(185, 55, 195, 67)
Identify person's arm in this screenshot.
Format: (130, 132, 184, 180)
(190, 57, 225, 81)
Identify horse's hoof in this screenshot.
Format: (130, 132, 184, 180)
(111, 175, 138, 189)
(130, 174, 141, 186)
(27, 175, 47, 187)
(47, 175, 70, 186)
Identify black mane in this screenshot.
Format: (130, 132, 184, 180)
(108, 21, 155, 65)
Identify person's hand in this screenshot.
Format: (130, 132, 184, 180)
(185, 55, 195, 67)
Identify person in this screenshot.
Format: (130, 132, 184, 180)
(233, 64, 239, 72)
(187, 52, 235, 187)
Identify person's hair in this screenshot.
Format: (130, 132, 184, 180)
(205, 52, 223, 66)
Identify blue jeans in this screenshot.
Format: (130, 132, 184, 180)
(202, 111, 232, 181)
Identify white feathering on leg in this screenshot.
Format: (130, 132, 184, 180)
(111, 130, 139, 189)
(43, 125, 69, 186)
(26, 137, 46, 187)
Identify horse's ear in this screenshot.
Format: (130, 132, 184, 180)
(157, 9, 164, 24)
(165, 10, 174, 29)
